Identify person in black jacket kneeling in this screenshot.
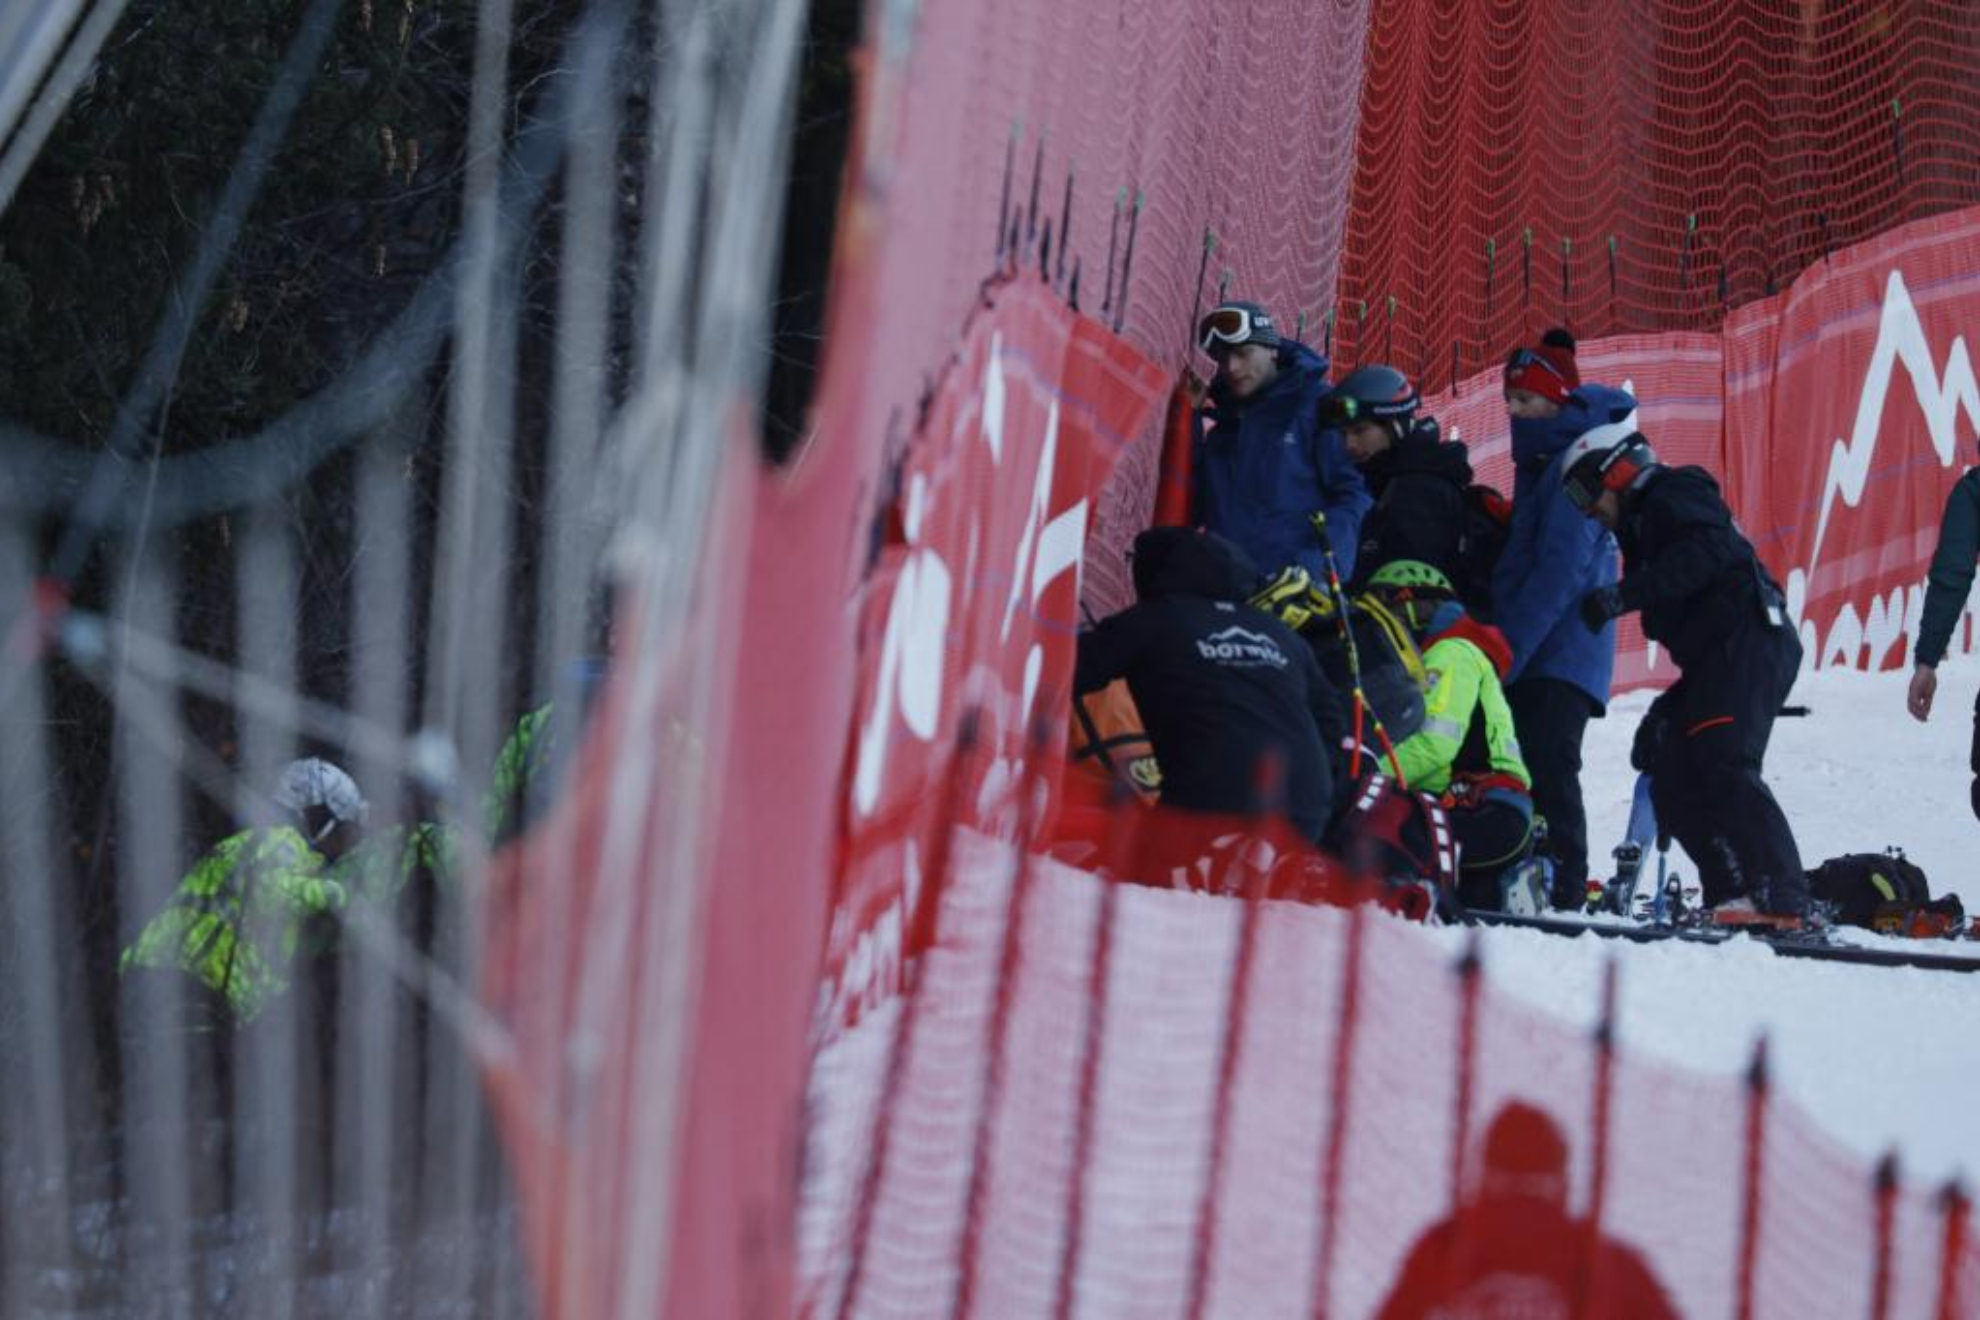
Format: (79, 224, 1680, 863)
(1564, 422, 1811, 918)
(1076, 526, 1347, 845)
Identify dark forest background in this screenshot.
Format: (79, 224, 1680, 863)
(0, 0, 856, 1304)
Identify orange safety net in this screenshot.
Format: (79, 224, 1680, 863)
(1333, 0, 1980, 388)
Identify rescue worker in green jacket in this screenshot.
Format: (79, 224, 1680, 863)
(123, 705, 557, 1022)
(1364, 560, 1536, 910)
(1905, 464, 1980, 818)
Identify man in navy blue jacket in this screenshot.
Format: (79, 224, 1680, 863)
(1492, 360, 1633, 908)
(1192, 300, 1371, 581)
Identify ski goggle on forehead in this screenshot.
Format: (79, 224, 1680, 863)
(1198, 306, 1267, 353)
(1504, 347, 1569, 384)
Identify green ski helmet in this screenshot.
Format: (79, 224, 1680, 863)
(1364, 559, 1453, 596)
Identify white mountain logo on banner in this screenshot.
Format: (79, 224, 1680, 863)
(1783, 267, 1980, 668)
(1801, 267, 1980, 591)
(1196, 625, 1290, 668)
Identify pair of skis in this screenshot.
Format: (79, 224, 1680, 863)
(1465, 774, 1980, 974)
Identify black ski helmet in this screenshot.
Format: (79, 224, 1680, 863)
(1319, 364, 1420, 436)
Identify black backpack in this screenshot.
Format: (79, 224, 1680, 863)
(1454, 483, 1512, 621)
(1805, 850, 1956, 929)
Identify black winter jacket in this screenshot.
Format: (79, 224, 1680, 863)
(1074, 528, 1346, 842)
(1615, 465, 1786, 670)
(1352, 418, 1474, 589)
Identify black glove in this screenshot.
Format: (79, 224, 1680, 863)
(1630, 705, 1671, 774)
(1578, 585, 1626, 632)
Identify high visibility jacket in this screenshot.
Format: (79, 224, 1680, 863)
(122, 704, 552, 1021)
(1392, 607, 1530, 797)
(120, 826, 345, 1019)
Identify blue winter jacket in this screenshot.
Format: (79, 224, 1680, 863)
(1193, 342, 1372, 581)
(1490, 384, 1634, 708)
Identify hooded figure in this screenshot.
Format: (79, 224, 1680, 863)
(1492, 382, 1632, 907)
(1193, 303, 1371, 580)
(1075, 527, 1345, 842)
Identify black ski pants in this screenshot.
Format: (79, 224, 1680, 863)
(1507, 678, 1598, 906)
(1642, 620, 1806, 913)
(1452, 796, 1535, 911)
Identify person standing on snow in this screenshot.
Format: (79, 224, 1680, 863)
(1192, 300, 1372, 581)
(1567, 423, 1812, 918)
(1322, 365, 1477, 596)
(1903, 459, 1980, 819)
(1363, 560, 1537, 910)
(1075, 526, 1347, 845)
(1493, 331, 1630, 910)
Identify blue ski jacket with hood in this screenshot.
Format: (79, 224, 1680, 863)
(1193, 341, 1372, 581)
(1490, 384, 1634, 707)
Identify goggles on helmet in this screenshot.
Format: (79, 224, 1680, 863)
(1198, 305, 1264, 354)
(1315, 393, 1363, 429)
(1562, 433, 1652, 512)
(1561, 461, 1604, 513)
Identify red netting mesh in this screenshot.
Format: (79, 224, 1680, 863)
(1333, 0, 1980, 389)
(800, 827, 1980, 1318)
(770, 0, 1980, 1315)
(830, 0, 1374, 621)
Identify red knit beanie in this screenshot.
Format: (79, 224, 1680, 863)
(1503, 327, 1580, 405)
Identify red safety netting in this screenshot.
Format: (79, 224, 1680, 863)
(480, 0, 1980, 1310)
(1334, 0, 1980, 390)
(830, 0, 1376, 623)
(1416, 203, 1980, 693)
(799, 821, 1980, 1319)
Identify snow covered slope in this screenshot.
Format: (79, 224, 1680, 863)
(1435, 663, 1980, 1183)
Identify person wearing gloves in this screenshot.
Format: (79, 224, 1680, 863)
(1192, 299, 1372, 581)
(1363, 559, 1536, 910)
(1567, 423, 1811, 919)
(1492, 331, 1630, 909)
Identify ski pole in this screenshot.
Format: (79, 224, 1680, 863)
(1310, 513, 1407, 788)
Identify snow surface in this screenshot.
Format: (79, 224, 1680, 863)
(1427, 662, 1980, 1184)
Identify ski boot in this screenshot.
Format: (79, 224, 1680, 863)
(1608, 839, 1644, 916)
(1496, 856, 1551, 917)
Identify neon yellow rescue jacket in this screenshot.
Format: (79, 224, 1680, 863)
(1391, 605, 1531, 798)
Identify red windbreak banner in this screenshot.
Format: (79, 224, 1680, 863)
(826, 276, 1170, 1032)
(1724, 206, 1980, 674)
(1418, 204, 1980, 693)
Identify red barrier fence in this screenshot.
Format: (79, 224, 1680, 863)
(800, 821, 1980, 1319)
(1335, 0, 1980, 391)
(799, 220, 1980, 1314)
(1419, 204, 1980, 693)
(480, 0, 1980, 1311)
